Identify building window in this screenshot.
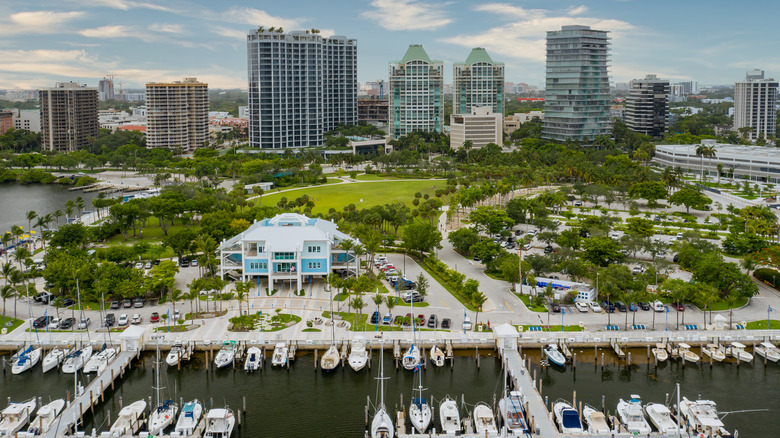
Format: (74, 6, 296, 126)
(249, 262, 268, 270)
(308, 262, 322, 269)
(307, 246, 321, 253)
(258, 246, 265, 253)
(274, 252, 295, 260)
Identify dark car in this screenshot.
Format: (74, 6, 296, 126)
(150, 312, 160, 323)
(638, 301, 650, 311)
(32, 315, 53, 329)
(551, 302, 561, 313)
(600, 300, 615, 313)
(104, 313, 116, 327)
(122, 299, 133, 308)
(59, 317, 76, 330)
(133, 297, 146, 308)
(673, 302, 685, 311)
(514, 230, 522, 236)
(544, 245, 554, 254)
(58, 298, 74, 307)
(180, 259, 190, 268)
(427, 314, 438, 328)
(370, 311, 379, 325)
(673, 254, 680, 263)
(441, 318, 451, 329)
(614, 301, 627, 312)
(110, 301, 121, 310)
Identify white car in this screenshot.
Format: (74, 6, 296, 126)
(652, 300, 665, 312)
(528, 229, 539, 236)
(134, 262, 143, 269)
(523, 243, 532, 251)
(632, 266, 644, 275)
(130, 314, 142, 324)
(588, 302, 602, 313)
(48, 318, 62, 330)
(463, 316, 473, 331)
(575, 302, 589, 313)
(174, 310, 181, 321)
(118, 313, 129, 326)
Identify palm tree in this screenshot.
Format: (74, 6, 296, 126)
(8, 269, 24, 320)
(169, 288, 183, 325)
(75, 196, 85, 218)
(353, 243, 366, 277)
(472, 292, 488, 330)
(716, 163, 724, 187)
(26, 211, 37, 233)
(695, 144, 716, 183)
(726, 292, 740, 329)
(185, 288, 199, 325)
(1, 233, 11, 263)
(697, 285, 718, 327)
(740, 255, 756, 276)
(0, 285, 14, 326)
(385, 295, 396, 320)
(35, 215, 50, 249)
(352, 296, 366, 327)
(371, 293, 384, 326)
(233, 281, 252, 315)
(52, 209, 64, 226)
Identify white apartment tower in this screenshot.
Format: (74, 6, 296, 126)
(388, 44, 444, 139)
(246, 29, 357, 149)
(453, 48, 504, 115)
(145, 77, 208, 151)
(625, 74, 670, 137)
(734, 69, 778, 142)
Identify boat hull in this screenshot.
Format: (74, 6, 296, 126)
(439, 399, 460, 434)
(42, 348, 67, 373)
(472, 403, 498, 434)
(110, 400, 146, 437)
(12, 348, 41, 375)
(371, 408, 394, 438)
(26, 399, 65, 435)
(149, 404, 177, 435)
(244, 347, 262, 372)
(174, 401, 203, 437)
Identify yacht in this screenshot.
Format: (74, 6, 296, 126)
(348, 336, 369, 371)
(582, 405, 610, 435)
(728, 342, 753, 362)
(214, 341, 237, 369)
(754, 342, 780, 362)
(679, 398, 731, 437)
(472, 402, 498, 435)
(553, 400, 583, 433)
(109, 400, 146, 437)
(62, 344, 93, 374)
(616, 395, 652, 434)
(0, 398, 36, 437)
(42, 346, 70, 373)
(149, 400, 177, 435)
(371, 344, 393, 438)
(25, 399, 65, 436)
(438, 397, 461, 435)
(409, 396, 431, 434)
(271, 343, 288, 367)
(174, 400, 203, 437)
(244, 347, 262, 372)
(166, 342, 188, 367)
(498, 390, 529, 433)
(543, 344, 566, 367)
(401, 344, 421, 370)
(11, 346, 41, 375)
(651, 343, 668, 362)
(677, 343, 700, 363)
(429, 345, 445, 367)
(83, 345, 116, 374)
(320, 344, 340, 371)
(644, 403, 683, 435)
(203, 408, 235, 438)
(702, 344, 726, 362)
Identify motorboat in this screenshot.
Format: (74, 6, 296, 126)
(148, 399, 177, 435)
(271, 343, 288, 367)
(109, 400, 146, 437)
(754, 342, 780, 362)
(677, 343, 700, 363)
(644, 402, 683, 435)
(438, 397, 461, 435)
(651, 343, 668, 362)
(472, 402, 497, 434)
(11, 346, 41, 375)
(702, 344, 726, 362)
(83, 345, 116, 374)
(544, 344, 566, 367)
(62, 344, 93, 374)
(553, 400, 583, 433)
(728, 342, 753, 362)
(166, 342, 187, 367)
(42, 346, 71, 373)
(174, 400, 203, 437)
(582, 404, 610, 435)
(25, 399, 65, 436)
(371, 344, 393, 438)
(320, 344, 340, 371)
(244, 347, 262, 372)
(402, 344, 421, 370)
(498, 390, 529, 433)
(0, 398, 36, 437)
(679, 398, 731, 437)
(429, 345, 445, 367)
(203, 408, 235, 438)
(348, 336, 369, 372)
(213, 341, 237, 369)
(409, 397, 431, 433)
(616, 395, 652, 434)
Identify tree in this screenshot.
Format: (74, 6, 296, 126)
(468, 206, 514, 236)
(668, 187, 710, 213)
(471, 291, 487, 329)
(448, 228, 479, 254)
(49, 223, 90, 249)
(385, 295, 396, 318)
(581, 236, 623, 267)
(0, 285, 14, 326)
(625, 217, 655, 237)
(146, 260, 179, 300)
(233, 281, 252, 315)
(162, 229, 196, 260)
(169, 288, 183, 325)
(469, 240, 503, 268)
(660, 278, 693, 329)
(415, 273, 429, 297)
(696, 283, 719, 327)
(695, 144, 716, 182)
(401, 222, 442, 259)
(26, 210, 37, 233)
(185, 287, 199, 325)
(628, 181, 667, 208)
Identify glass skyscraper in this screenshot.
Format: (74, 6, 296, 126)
(453, 48, 504, 115)
(388, 45, 444, 139)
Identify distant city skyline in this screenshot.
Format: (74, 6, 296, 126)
(0, 0, 777, 90)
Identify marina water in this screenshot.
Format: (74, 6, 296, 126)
(0, 183, 97, 234)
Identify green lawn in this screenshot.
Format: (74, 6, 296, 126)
(302, 328, 321, 332)
(2, 318, 26, 333)
(517, 295, 547, 312)
(322, 311, 403, 331)
(155, 323, 199, 333)
(108, 216, 201, 243)
(746, 320, 780, 330)
(708, 297, 749, 311)
(259, 180, 448, 213)
(392, 298, 430, 308)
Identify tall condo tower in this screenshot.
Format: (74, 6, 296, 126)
(39, 81, 99, 152)
(625, 74, 670, 137)
(733, 69, 778, 142)
(145, 77, 209, 151)
(388, 45, 444, 139)
(453, 48, 504, 115)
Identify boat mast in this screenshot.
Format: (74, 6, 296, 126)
(676, 383, 681, 437)
(328, 281, 335, 346)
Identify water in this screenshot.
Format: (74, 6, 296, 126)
(0, 183, 97, 234)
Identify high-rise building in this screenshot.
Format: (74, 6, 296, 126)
(39, 81, 98, 152)
(453, 48, 504, 115)
(388, 44, 444, 139)
(734, 69, 778, 142)
(542, 25, 611, 141)
(145, 77, 208, 151)
(246, 29, 357, 149)
(625, 74, 670, 137)
(358, 98, 389, 124)
(98, 77, 115, 101)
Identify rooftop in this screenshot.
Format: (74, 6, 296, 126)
(219, 213, 357, 252)
(393, 44, 442, 64)
(456, 47, 503, 66)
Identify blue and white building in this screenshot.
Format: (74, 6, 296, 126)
(218, 213, 358, 291)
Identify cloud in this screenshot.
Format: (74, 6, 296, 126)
(0, 11, 84, 35)
(79, 25, 150, 40)
(362, 0, 453, 31)
(211, 26, 248, 41)
(76, 0, 176, 12)
(220, 7, 303, 29)
(148, 23, 185, 34)
(568, 5, 588, 16)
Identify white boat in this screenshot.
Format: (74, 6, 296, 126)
(401, 344, 421, 370)
(371, 343, 393, 438)
(472, 402, 498, 434)
(582, 405, 610, 435)
(109, 400, 146, 437)
(11, 346, 41, 375)
(702, 344, 726, 362)
(544, 344, 566, 367)
(62, 345, 93, 374)
(679, 397, 731, 437)
(438, 397, 461, 435)
(83, 346, 116, 374)
(203, 408, 235, 438)
(0, 398, 36, 437)
(644, 403, 683, 435)
(616, 395, 652, 434)
(174, 400, 203, 437)
(166, 343, 186, 367)
(42, 346, 71, 373)
(320, 344, 340, 371)
(409, 396, 431, 433)
(678, 343, 700, 363)
(754, 342, 780, 362)
(213, 341, 236, 369)
(149, 400, 177, 435)
(348, 336, 369, 372)
(553, 400, 583, 433)
(244, 347, 262, 372)
(429, 345, 445, 367)
(25, 399, 65, 435)
(728, 342, 753, 362)
(271, 343, 288, 367)
(498, 390, 529, 433)
(651, 343, 668, 362)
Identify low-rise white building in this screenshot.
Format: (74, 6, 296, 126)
(450, 106, 502, 149)
(503, 111, 543, 135)
(654, 140, 780, 183)
(531, 277, 596, 302)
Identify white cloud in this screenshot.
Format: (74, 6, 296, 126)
(0, 11, 84, 35)
(474, 3, 530, 18)
(220, 7, 303, 29)
(362, 0, 453, 31)
(79, 25, 151, 40)
(148, 23, 185, 34)
(568, 5, 588, 16)
(76, 0, 176, 12)
(211, 26, 248, 41)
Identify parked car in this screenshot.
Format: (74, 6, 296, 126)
(131, 314, 142, 325)
(631, 266, 643, 275)
(402, 291, 423, 303)
(58, 298, 75, 307)
(370, 311, 379, 325)
(600, 300, 615, 313)
(33, 316, 53, 329)
(441, 318, 452, 329)
(382, 313, 391, 325)
(191, 259, 199, 267)
(614, 301, 627, 312)
(427, 314, 438, 328)
(638, 301, 650, 311)
(150, 312, 160, 323)
(574, 200, 583, 207)
(628, 302, 638, 312)
(60, 317, 76, 330)
(110, 301, 121, 310)
(134, 262, 143, 269)
(35, 292, 53, 303)
(575, 302, 589, 313)
(462, 316, 473, 331)
(514, 230, 522, 236)
(118, 314, 129, 326)
(144, 262, 152, 270)
(672, 302, 685, 311)
(133, 297, 146, 308)
(416, 314, 425, 325)
(104, 313, 116, 327)
(551, 302, 561, 313)
(174, 310, 181, 321)
(180, 259, 190, 268)
(523, 244, 532, 251)
(48, 318, 62, 330)
(77, 318, 91, 329)
(544, 245, 554, 254)
(122, 299, 133, 308)
(588, 302, 602, 313)
(652, 301, 665, 312)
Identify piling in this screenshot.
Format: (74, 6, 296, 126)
(530, 416, 535, 433)
(119, 396, 123, 409)
(243, 396, 246, 412)
(314, 350, 318, 371)
(100, 380, 104, 402)
(601, 395, 605, 413)
(573, 353, 577, 369)
(111, 368, 115, 390)
(647, 344, 650, 358)
(572, 390, 576, 409)
(601, 352, 604, 370)
(368, 347, 372, 370)
(89, 391, 94, 414)
(628, 352, 631, 366)
(237, 408, 241, 426)
(365, 396, 370, 426)
(107, 409, 110, 428)
(476, 346, 480, 369)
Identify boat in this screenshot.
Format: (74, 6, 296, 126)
(644, 403, 683, 435)
(728, 342, 753, 362)
(203, 408, 235, 438)
(166, 342, 187, 367)
(25, 399, 65, 436)
(370, 343, 393, 438)
(213, 341, 237, 369)
(677, 343, 700, 363)
(553, 400, 583, 433)
(62, 344, 93, 374)
(83, 345, 117, 374)
(582, 404, 610, 435)
(429, 345, 445, 367)
(271, 343, 288, 367)
(616, 395, 652, 434)
(438, 397, 461, 435)
(0, 398, 36, 437)
(409, 396, 432, 434)
(109, 400, 146, 437)
(543, 344, 566, 367)
(11, 345, 42, 375)
(679, 397, 731, 437)
(401, 344, 421, 370)
(174, 400, 203, 437)
(320, 344, 340, 371)
(149, 340, 177, 436)
(651, 343, 668, 362)
(244, 346, 263, 372)
(702, 344, 726, 362)
(498, 390, 529, 433)
(754, 342, 780, 362)
(472, 402, 497, 434)
(42, 346, 71, 373)
(348, 336, 369, 372)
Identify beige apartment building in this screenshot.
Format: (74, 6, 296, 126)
(146, 78, 208, 151)
(450, 106, 502, 149)
(39, 82, 99, 152)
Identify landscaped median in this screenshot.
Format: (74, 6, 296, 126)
(514, 324, 584, 332)
(411, 255, 479, 311)
(228, 310, 301, 332)
(517, 294, 547, 312)
(321, 311, 403, 331)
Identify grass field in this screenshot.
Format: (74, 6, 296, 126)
(517, 295, 547, 312)
(259, 180, 448, 213)
(746, 320, 780, 329)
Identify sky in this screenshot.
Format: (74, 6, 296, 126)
(0, 0, 777, 90)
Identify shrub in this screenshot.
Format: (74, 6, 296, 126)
(754, 268, 780, 287)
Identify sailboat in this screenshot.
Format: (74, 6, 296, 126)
(0, 398, 36, 437)
(409, 369, 431, 434)
(11, 345, 41, 375)
(109, 400, 146, 437)
(25, 399, 65, 436)
(472, 402, 498, 434)
(174, 400, 203, 437)
(321, 285, 339, 371)
(370, 343, 393, 438)
(402, 300, 421, 371)
(616, 395, 652, 434)
(244, 346, 263, 372)
(348, 336, 369, 371)
(83, 344, 117, 374)
(42, 345, 71, 373)
(148, 339, 178, 435)
(61, 344, 93, 374)
(438, 397, 461, 435)
(214, 341, 237, 369)
(498, 364, 529, 434)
